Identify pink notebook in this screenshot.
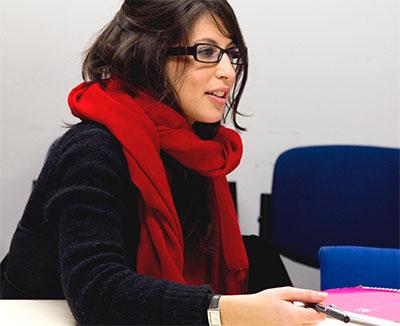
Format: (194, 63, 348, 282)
(323, 286, 400, 323)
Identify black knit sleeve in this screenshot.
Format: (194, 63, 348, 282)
(49, 123, 212, 325)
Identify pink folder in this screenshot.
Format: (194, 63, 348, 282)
(323, 286, 400, 323)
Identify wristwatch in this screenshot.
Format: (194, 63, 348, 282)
(207, 294, 222, 326)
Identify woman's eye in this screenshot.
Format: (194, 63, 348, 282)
(228, 48, 240, 59)
(197, 46, 217, 58)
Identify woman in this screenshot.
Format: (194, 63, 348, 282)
(1, 0, 327, 324)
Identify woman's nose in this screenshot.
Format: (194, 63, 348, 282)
(215, 53, 236, 81)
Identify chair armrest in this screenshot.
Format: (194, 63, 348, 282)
(259, 193, 272, 238)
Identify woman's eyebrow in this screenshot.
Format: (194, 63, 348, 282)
(192, 37, 235, 48)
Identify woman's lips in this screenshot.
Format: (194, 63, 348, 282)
(206, 93, 227, 105)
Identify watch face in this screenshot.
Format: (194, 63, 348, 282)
(208, 310, 221, 326)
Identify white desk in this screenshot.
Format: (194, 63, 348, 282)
(0, 300, 75, 326)
(0, 300, 377, 325)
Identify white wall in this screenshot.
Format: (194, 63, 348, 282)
(1, 0, 399, 291)
(228, 0, 400, 289)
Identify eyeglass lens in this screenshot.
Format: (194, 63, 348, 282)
(195, 44, 242, 65)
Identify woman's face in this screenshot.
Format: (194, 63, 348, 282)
(166, 13, 237, 125)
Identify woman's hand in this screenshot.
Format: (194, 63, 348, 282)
(219, 286, 328, 325)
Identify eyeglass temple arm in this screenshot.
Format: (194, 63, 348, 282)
(167, 47, 196, 56)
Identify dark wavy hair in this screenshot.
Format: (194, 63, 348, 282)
(82, 0, 247, 253)
(82, 0, 248, 130)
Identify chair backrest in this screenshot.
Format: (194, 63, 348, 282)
(319, 246, 400, 290)
(261, 145, 400, 267)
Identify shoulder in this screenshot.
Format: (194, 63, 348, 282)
(58, 120, 120, 150)
(45, 121, 130, 182)
(53, 121, 124, 162)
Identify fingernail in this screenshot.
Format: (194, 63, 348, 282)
(317, 291, 328, 298)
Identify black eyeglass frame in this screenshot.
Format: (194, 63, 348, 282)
(167, 43, 246, 65)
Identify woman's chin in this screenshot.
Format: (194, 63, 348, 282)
(197, 111, 224, 124)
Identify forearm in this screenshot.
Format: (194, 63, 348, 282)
(219, 294, 251, 325)
(217, 288, 327, 326)
(58, 200, 212, 325)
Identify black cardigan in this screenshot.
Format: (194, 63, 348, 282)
(1, 121, 291, 325)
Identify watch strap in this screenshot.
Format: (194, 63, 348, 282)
(207, 294, 222, 326)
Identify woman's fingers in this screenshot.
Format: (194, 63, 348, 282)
(293, 305, 326, 323)
(264, 287, 328, 324)
(277, 297, 326, 324)
(272, 286, 328, 303)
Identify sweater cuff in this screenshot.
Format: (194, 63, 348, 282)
(207, 293, 214, 307)
(162, 282, 213, 325)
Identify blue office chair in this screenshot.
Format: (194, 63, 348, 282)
(259, 145, 400, 268)
(319, 246, 400, 290)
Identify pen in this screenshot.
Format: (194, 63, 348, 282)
(307, 303, 350, 323)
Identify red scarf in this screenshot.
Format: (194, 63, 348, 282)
(68, 78, 248, 294)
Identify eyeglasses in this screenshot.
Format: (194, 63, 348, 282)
(167, 43, 245, 66)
